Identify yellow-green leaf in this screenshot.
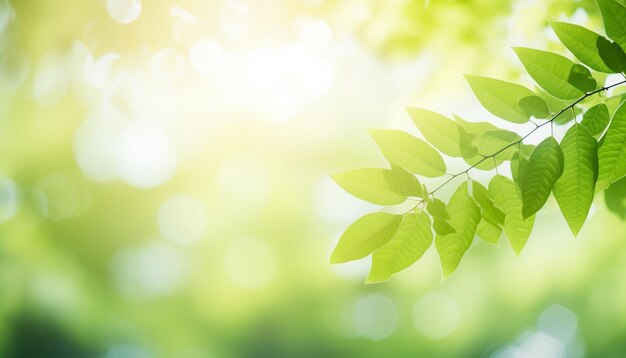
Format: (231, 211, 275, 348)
(476, 219, 502, 245)
(406, 108, 462, 157)
(331, 168, 421, 205)
(435, 182, 481, 278)
(370, 129, 446, 177)
(367, 212, 433, 283)
(330, 212, 402, 264)
(489, 175, 535, 255)
(465, 75, 549, 123)
(581, 103, 611, 137)
(596, 0, 626, 53)
(597, 102, 626, 191)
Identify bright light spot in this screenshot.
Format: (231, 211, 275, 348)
(517, 331, 565, 358)
(158, 195, 208, 246)
(0, 176, 18, 223)
(298, 18, 332, 49)
(219, 1, 249, 37)
(0, 51, 29, 90)
(74, 108, 128, 182)
(413, 292, 459, 339)
(169, 6, 198, 23)
(83, 53, 119, 89)
(282, 44, 334, 96)
(188, 39, 224, 75)
(116, 121, 178, 188)
(314, 176, 373, 226)
(216, 158, 271, 212)
(352, 294, 397, 341)
(151, 48, 185, 83)
(112, 242, 187, 299)
(32, 62, 68, 107)
(107, 0, 141, 24)
(538, 305, 578, 344)
(34, 172, 80, 221)
(223, 237, 276, 290)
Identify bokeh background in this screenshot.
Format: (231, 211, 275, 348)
(1, 0, 626, 357)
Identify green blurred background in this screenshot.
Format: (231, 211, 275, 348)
(1, 0, 626, 357)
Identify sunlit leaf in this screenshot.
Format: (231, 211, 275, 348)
(475, 130, 522, 160)
(511, 145, 535, 188)
(433, 218, 457, 235)
(427, 198, 449, 219)
(596, 0, 626, 53)
(370, 129, 447, 177)
(597, 102, 626, 191)
(553, 124, 599, 236)
(476, 219, 502, 245)
(465, 75, 549, 123)
(581, 103, 611, 136)
(552, 21, 626, 73)
(520, 137, 564, 219)
(331, 168, 420, 205)
(489, 175, 535, 255)
(367, 212, 433, 283)
(472, 181, 505, 226)
(514, 47, 597, 100)
(330, 212, 402, 264)
(605, 176, 626, 219)
(406, 108, 462, 157)
(435, 182, 481, 278)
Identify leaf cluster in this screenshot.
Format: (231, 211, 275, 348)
(330, 0, 626, 282)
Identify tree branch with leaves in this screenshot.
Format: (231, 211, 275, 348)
(329, 0, 626, 283)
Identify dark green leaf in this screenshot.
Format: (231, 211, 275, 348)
(520, 137, 564, 218)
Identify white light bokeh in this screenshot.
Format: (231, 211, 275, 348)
(0, 176, 18, 223)
(116, 121, 178, 188)
(537, 305, 578, 344)
(297, 17, 332, 49)
(223, 237, 276, 290)
(32, 60, 68, 108)
(112, 242, 188, 299)
(107, 0, 142, 25)
(34, 172, 80, 221)
(218, 1, 249, 37)
(151, 48, 186, 83)
(158, 194, 208, 246)
(188, 39, 224, 75)
(413, 292, 459, 339)
(352, 294, 397, 341)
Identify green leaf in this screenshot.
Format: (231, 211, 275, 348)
(464, 75, 549, 123)
(369, 129, 447, 177)
(536, 88, 578, 124)
(553, 124, 599, 236)
(520, 137, 564, 219)
(457, 123, 479, 159)
(489, 175, 535, 255)
(581, 103, 611, 136)
(435, 182, 481, 278)
(330, 213, 403, 264)
(597, 102, 626, 191)
(596, 0, 626, 53)
(427, 198, 449, 219)
(476, 219, 502, 245)
(390, 165, 424, 197)
(454, 116, 507, 170)
(406, 108, 462, 157)
(474, 130, 522, 160)
(433, 218, 457, 235)
(514, 47, 597, 100)
(472, 181, 505, 226)
(511, 144, 535, 187)
(551, 21, 626, 73)
(367, 212, 433, 283)
(605, 176, 626, 219)
(331, 168, 420, 205)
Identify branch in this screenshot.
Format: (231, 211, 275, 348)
(426, 80, 626, 197)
